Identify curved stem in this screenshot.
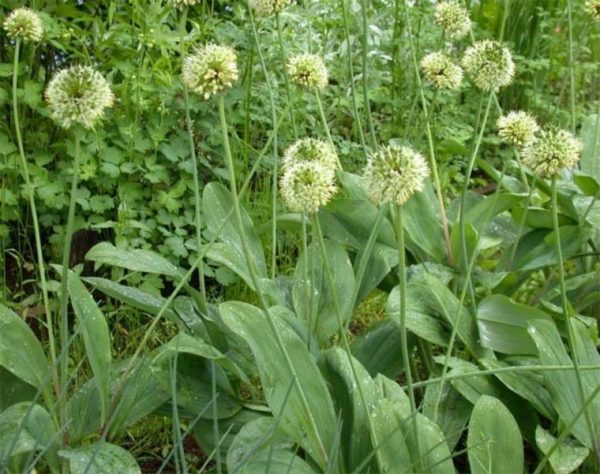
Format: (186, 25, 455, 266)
(551, 176, 600, 460)
(218, 96, 328, 467)
(339, 0, 368, 155)
(566, 0, 576, 132)
(401, 1, 453, 265)
(276, 12, 298, 139)
(11, 38, 58, 412)
(359, 0, 377, 148)
(312, 216, 384, 470)
(58, 133, 81, 444)
(248, 5, 279, 278)
(392, 204, 422, 469)
(315, 90, 337, 159)
(179, 7, 207, 312)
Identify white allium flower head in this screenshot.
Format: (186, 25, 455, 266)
(363, 145, 430, 206)
(522, 128, 582, 178)
(168, 0, 200, 8)
(462, 40, 515, 91)
(249, 0, 291, 16)
(3, 7, 43, 43)
(45, 65, 114, 130)
(497, 111, 539, 147)
(420, 52, 463, 90)
(183, 44, 238, 100)
(282, 138, 338, 172)
(434, 1, 471, 40)
(280, 162, 337, 214)
(287, 54, 328, 90)
(585, 0, 600, 21)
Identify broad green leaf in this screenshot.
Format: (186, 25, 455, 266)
(86, 242, 182, 279)
(0, 403, 58, 469)
(0, 367, 36, 411)
(0, 304, 50, 395)
(292, 241, 356, 343)
(423, 380, 472, 451)
(467, 395, 523, 474)
(59, 442, 140, 474)
(371, 399, 454, 474)
(536, 426, 590, 474)
(220, 302, 337, 469)
(528, 319, 600, 449)
(203, 182, 267, 279)
(227, 418, 316, 474)
(67, 270, 111, 423)
(320, 348, 378, 472)
(479, 358, 555, 420)
(476, 295, 551, 355)
(350, 319, 405, 378)
(512, 207, 575, 229)
(580, 114, 600, 181)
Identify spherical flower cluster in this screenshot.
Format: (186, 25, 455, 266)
(183, 44, 238, 100)
(522, 129, 582, 178)
(462, 40, 515, 91)
(363, 145, 430, 206)
(280, 162, 337, 214)
(45, 65, 114, 130)
(249, 0, 291, 16)
(434, 1, 471, 40)
(420, 52, 463, 90)
(585, 0, 600, 21)
(3, 7, 43, 43)
(282, 138, 339, 171)
(497, 111, 539, 147)
(287, 54, 328, 90)
(167, 0, 200, 7)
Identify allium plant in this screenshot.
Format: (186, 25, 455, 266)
(282, 138, 339, 171)
(167, 0, 200, 7)
(280, 161, 337, 214)
(497, 111, 539, 147)
(3, 7, 43, 42)
(183, 44, 239, 100)
(434, 0, 471, 39)
(45, 65, 114, 129)
(287, 53, 328, 90)
(363, 145, 430, 206)
(522, 128, 582, 178)
(420, 52, 463, 90)
(586, 0, 600, 21)
(462, 40, 515, 91)
(249, 0, 291, 16)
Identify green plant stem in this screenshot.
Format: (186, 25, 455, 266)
(567, 0, 576, 132)
(301, 213, 312, 348)
(391, 204, 422, 469)
(312, 215, 383, 470)
(339, 0, 368, 155)
(359, 0, 377, 148)
(315, 89, 340, 168)
(218, 96, 329, 467)
(11, 39, 59, 403)
(551, 176, 600, 461)
(401, 0, 453, 266)
(508, 176, 537, 270)
(179, 7, 208, 312)
(276, 12, 298, 139)
(58, 133, 81, 445)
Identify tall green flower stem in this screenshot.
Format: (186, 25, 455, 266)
(301, 213, 312, 349)
(315, 90, 338, 162)
(551, 176, 600, 461)
(567, 0, 576, 132)
(359, 0, 377, 148)
(179, 7, 208, 312)
(391, 204, 422, 468)
(276, 12, 298, 139)
(58, 133, 81, 441)
(339, 0, 368, 154)
(401, 0, 453, 265)
(248, 5, 280, 278)
(11, 39, 58, 401)
(312, 215, 384, 469)
(218, 95, 329, 466)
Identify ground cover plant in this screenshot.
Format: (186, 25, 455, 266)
(0, 0, 599, 472)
